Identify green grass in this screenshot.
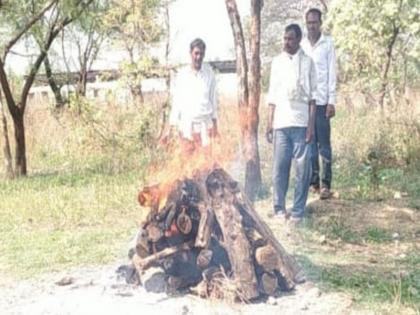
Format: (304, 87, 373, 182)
(297, 254, 420, 309)
(0, 102, 160, 279)
(364, 227, 394, 243)
(318, 216, 362, 243)
(303, 212, 403, 244)
(0, 167, 143, 279)
(293, 200, 420, 312)
(0, 102, 419, 315)
(332, 166, 420, 202)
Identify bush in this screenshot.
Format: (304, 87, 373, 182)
(333, 104, 420, 199)
(19, 95, 165, 177)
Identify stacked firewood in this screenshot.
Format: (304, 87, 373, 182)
(128, 167, 303, 300)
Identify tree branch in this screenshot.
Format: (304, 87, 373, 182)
(319, 0, 328, 12)
(2, 0, 58, 59)
(20, 0, 95, 110)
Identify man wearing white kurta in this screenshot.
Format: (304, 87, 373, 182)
(302, 8, 337, 200)
(166, 38, 218, 151)
(266, 24, 317, 221)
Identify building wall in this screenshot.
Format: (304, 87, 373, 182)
(28, 73, 238, 107)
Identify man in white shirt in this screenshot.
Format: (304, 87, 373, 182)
(162, 38, 218, 153)
(302, 8, 337, 200)
(266, 24, 317, 222)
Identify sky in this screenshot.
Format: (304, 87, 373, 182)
(168, 0, 249, 64)
(6, 0, 249, 75)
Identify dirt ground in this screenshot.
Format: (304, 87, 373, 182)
(0, 263, 355, 315)
(0, 197, 418, 315)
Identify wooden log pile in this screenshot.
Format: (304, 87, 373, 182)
(128, 166, 303, 301)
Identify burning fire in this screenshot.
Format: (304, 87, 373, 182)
(139, 133, 239, 212)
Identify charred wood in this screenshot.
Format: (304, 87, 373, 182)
(129, 166, 302, 299)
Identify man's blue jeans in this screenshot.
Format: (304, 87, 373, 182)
(272, 127, 311, 218)
(311, 106, 332, 189)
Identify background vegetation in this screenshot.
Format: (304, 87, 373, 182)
(0, 0, 419, 313)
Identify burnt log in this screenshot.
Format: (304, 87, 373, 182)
(207, 171, 259, 300)
(140, 267, 167, 293)
(260, 272, 278, 296)
(196, 249, 213, 269)
(194, 208, 214, 248)
(192, 170, 215, 249)
(210, 168, 301, 289)
(130, 166, 302, 299)
(255, 245, 279, 270)
(133, 242, 193, 271)
(236, 191, 302, 288)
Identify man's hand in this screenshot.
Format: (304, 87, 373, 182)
(326, 104, 335, 119)
(305, 128, 314, 143)
(305, 127, 314, 143)
(266, 128, 273, 144)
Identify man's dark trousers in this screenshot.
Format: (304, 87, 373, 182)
(310, 105, 332, 189)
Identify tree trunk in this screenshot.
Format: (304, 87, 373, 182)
(134, 81, 144, 105)
(12, 109, 26, 176)
(378, 20, 400, 110)
(77, 70, 87, 97)
(225, 0, 262, 202)
(0, 97, 14, 178)
(158, 1, 171, 139)
(245, 0, 263, 201)
(225, 0, 249, 109)
(0, 58, 27, 176)
(44, 55, 65, 108)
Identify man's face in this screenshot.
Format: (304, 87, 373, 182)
(190, 46, 205, 70)
(283, 30, 300, 55)
(306, 12, 321, 38)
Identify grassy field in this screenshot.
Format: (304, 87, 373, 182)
(0, 99, 419, 313)
(0, 168, 142, 278)
(270, 197, 420, 314)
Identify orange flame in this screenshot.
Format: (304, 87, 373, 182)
(149, 137, 236, 206)
(146, 109, 241, 208)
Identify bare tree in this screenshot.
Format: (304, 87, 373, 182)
(73, 26, 105, 97)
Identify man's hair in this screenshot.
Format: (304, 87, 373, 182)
(285, 24, 302, 41)
(190, 38, 206, 52)
(306, 8, 322, 22)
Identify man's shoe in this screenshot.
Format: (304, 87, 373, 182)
(288, 216, 302, 227)
(320, 188, 332, 200)
(268, 209, 286, 219)
(310, 185, 320, 194)
(274, 211, 285, 219)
